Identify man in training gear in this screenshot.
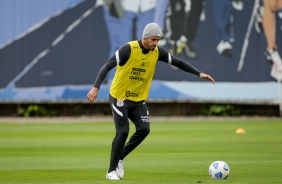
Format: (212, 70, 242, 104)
(86, 23, 215, 180)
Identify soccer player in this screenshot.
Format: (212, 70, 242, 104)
(86, 23, 215, 180)
(262, 0, 282, 80)
(255, 0, 282, 80)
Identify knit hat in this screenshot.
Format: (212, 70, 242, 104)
(142, 23, 163, 38)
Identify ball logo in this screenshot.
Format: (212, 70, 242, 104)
(223, 164, 229, 171)
(212, 163, 219, 169)
(215, 172, 223, 178)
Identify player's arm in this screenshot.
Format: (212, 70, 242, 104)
(158, 47, 215, 83)
(86, 44, 131, 102)
(86, 57, 116, 102)
(93, 43, 131, 89)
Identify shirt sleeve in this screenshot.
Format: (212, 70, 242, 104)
(158, 46, 201, 76)
(93, 43, 131, 89)
(93, 56, 116, 89)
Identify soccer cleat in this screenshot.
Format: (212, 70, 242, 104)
(270, 63, 282, 81)
(265, 48, 282, 81)
(106, 171, 120, 180)
(176, 40, 185, 56)
(184, 41, 197, 59)
(116, 160, 124, 179)
(265, 48, 282, 65)
(216, 41, 232, 57)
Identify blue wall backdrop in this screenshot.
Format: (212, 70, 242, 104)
(0, 0, 281, 102)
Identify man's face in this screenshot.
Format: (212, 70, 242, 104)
(143, 36, 161, 51)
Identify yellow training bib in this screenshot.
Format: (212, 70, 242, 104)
(110, 41, 159, 102)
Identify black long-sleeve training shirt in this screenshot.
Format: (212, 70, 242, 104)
(94, 40, 201, 89)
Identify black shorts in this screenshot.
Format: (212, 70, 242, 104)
(109, 94, 150, 125)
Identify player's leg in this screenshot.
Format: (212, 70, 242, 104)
(183, 0, 204, 59)
(168, 0, 185, 57)
(107, 95, 130, 179)
(213, 0, 233, 57)
(263, 0, 282, 81)
(262, 0, 277, 50)
(115, 101, 150, 179)
(184, 0, 204, 42)
(120, 101, 150, 160)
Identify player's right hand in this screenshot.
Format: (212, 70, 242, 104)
(86, 87, 99, 102)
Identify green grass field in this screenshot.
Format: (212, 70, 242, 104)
(0, 119, 281, 184)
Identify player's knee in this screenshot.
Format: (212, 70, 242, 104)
(140, 125, 150, 136)
(117, 128, 129, 138)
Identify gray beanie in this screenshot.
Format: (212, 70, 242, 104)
(142, 23, 163, 38)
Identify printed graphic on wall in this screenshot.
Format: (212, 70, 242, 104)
(0, 0, 282, 102)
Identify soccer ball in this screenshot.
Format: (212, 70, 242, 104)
(209, 161, 230, 179)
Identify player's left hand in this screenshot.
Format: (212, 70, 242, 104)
(199, 73, 215, 84)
